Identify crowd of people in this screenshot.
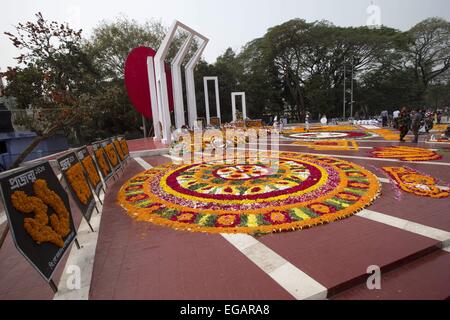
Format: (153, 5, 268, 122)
(380, 107, 450, 143)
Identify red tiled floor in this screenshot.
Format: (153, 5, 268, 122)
(332, 250, 450, 300)
(272, 144, 450, 230)
(89, 158, 293, 300)
(127, 138, 168, 152)
(2, 133, 449, 300)
(258, 216, 440, 296)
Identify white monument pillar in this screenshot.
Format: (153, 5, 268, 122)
(231, 92, 247, 122)
(203, 76, 221, 126)
(146, 56, 161, 139)
(185, 39, 208, 128)
(154, 21, 177, 144)
(171, 34, 193, 129)
(155, 20, 208, 143)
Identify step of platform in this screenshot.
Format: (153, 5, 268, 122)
(331, 250, 450, 300)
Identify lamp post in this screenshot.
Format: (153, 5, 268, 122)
(350, 57, 354, 118)
(343, 63, 346, 121)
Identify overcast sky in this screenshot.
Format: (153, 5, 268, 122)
(1, 0, 450, 70)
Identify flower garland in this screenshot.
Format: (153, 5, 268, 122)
(283, 131, 372, 140)
(432, 124, 449, 132)
(11, 179, 71, 248)
(284, 125, 357, 133)
(104, 144, 119, 166)
(65, 163, 92, 205)
(366, 129, 408, 141)
(82, 156, 101, 188)
(95, 149, 110, 176)
(292, 139, 359, 151)
(383, 166, 449, 198)
(428, 137, 450, 143)
(118, 152, 380, 234)
(370, 146, 442, 161)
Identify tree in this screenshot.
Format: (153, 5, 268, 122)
(2, 12, 99, 168)
(404, 18, 450, 104)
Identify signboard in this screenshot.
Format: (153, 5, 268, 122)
(0, 162, 77, 282)
(56, 152, 96, 223)
(76, 146, 104, 196)
(101, 138, 122, 172)
(117, 136, 130, 159)
(112, 137, 126, 163)
(92, 141, 114, 181)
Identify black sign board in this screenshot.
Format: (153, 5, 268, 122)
(101, 138, 122, 172)
(75, 146, 104, 196)
(112, 137, 126, 163)
(56, 152, 96, 223)
(0, 162, 77, 282)
(117, 136, 130, 159)
(92, 141, 114, 181)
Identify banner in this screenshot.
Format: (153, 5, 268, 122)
(101, 138, 122, 172)
(57, 152, 96, 223)
(76, 146, 103, 196)
(112, 137, 126, 163)
(118, 136, 130, 159)
(92, 141, 114, 181)
(0, 162, 77, 282)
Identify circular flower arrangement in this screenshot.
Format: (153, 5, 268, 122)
(370, 146, 442, 161)
(118, 152, 380, 234)
(283, 131, 373, 140)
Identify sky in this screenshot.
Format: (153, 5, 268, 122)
(1, 0, 450, 70)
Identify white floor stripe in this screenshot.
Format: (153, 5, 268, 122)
(134, 157, 153, 170)
(357, 209, 450, 250)
(0, 211, 6, 225)
(221, 233, 328, 300)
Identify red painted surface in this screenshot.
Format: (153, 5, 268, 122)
(124, 46, 174, 119)
(126, 138, 168, 152)
(333, 250, 450, 300)
(1, 132, 449, 300)
(89, 159, 293, 300)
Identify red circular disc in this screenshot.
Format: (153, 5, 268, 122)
(124, 46, 174, 119)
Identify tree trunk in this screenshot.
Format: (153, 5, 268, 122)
(9, 134, 47, 169)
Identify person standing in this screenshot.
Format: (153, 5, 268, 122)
(305, 111, 310, 132)
(411, 109, 422, 143)
(398, 107, 410, 142)
(381, 110, 388, 127)
(393, 109, 400, 129)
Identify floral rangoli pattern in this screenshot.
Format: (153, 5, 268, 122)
(118, 152, 380, 234)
